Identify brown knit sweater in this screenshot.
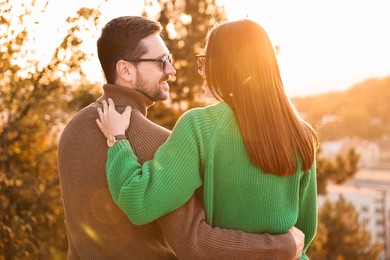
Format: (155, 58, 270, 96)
(57, 84, 296, 259)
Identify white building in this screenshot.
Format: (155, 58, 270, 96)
(320, 137, 390, 169)
(318, 168, 390, 259)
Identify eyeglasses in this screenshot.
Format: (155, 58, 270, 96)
(195, 54, 206, 72)
(123, 53, 173, 71)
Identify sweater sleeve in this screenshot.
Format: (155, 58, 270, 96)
(106, 112, 203, 225)
(158, 195, 298, 260)
(295, 162, 318, 260)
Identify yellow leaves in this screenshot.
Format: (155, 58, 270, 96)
(77, 7, 100, 20)
(0, 0, 101, 257)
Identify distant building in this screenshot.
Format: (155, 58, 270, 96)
(320, 136, 390, 169)
(376, 136, 390, 169)
(319, 168, 390, 259)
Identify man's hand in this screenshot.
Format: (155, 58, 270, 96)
(289, 227, 305, 260)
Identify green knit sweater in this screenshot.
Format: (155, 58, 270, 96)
(107, 102, 317, 259)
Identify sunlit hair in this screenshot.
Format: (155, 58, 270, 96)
(97, 16, 162, 83)
(204, 19, 318, 176)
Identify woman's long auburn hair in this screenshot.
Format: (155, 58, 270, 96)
(204, 19, 318, 176)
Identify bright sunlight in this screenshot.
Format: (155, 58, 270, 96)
(30, 0, 390, 97)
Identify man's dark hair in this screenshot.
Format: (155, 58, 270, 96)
(97, 16, 162, 83)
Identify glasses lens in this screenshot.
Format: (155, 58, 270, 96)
(162, 54, 172, 71)
(195, 55, 205, 71)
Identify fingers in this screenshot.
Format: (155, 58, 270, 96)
(101, 98, 117, 113)
(124, 106, 132, 116)
(96, 99, 132, 135)
(100, 98, 131, 116)
(108, 98, 115, 110)
(97, 107, 103, 120)
(95, 118, 102, 128)
(102, 99, 108, 112)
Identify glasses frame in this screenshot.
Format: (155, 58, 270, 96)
(123, 53, 172, 71)
(195, 54, 206, 72)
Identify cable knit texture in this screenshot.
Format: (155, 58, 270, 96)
(58, 84, 298, 260)
(107, 102, 317, 260)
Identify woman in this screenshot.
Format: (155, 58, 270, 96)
(96, 19, 318, 259)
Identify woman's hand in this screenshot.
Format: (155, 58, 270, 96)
(96, 98, 132, 138)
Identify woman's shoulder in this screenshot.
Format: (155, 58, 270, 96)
(175, 102, 232, 131)
(183, 102, 231, 119)
(179, 103, 232, 127)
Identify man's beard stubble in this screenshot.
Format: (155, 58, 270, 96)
(135, 69, 169, 101)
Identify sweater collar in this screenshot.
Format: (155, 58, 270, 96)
(97, 84, 155, 116)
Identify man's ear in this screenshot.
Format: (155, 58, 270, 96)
(116, 60, 136, 82)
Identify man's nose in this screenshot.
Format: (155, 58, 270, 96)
(165, 62, 176, 76)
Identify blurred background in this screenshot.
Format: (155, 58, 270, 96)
(1, 0, 389, 259)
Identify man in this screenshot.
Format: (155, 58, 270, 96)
(57, 16, 304, 259)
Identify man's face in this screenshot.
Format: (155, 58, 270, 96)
(134, 33, 176, 101)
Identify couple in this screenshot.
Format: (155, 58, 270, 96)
(58, 15, 318, 259)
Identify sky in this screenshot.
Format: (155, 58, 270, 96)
(32, 0, 390, 97)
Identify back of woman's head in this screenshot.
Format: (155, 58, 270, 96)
(204, 19, 318, 176)
(205, 19, 280, 102)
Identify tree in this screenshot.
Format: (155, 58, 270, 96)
(307, 196, 383, 259)
(316, 148, 360, 195)
(0, 0, 101, 258)
(144, 0, 227, 129)
(291, 77, 390, 141)
(307, 135, 384, 259)
(311, 143, 382, 259)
